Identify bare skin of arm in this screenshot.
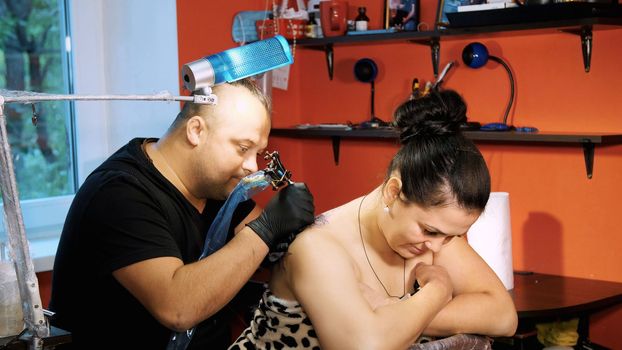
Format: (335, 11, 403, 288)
(112, 205, 265, 331)
(423, 236, 518, 337)
(359, 237, 518, 337)
(281, 231, 453, 350)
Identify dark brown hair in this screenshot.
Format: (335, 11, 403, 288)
(387, 89, 490, 211)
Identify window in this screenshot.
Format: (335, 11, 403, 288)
(0, 0, 75, 245)
(0, 0, 180, 271)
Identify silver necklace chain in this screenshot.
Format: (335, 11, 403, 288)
(358, 194, 406, 299)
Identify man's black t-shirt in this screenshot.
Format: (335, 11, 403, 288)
(49, 138, 255, 349)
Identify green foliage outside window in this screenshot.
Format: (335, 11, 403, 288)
(0, 0, 75, 201)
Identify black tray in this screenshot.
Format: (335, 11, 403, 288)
(446, 2, 622, 28)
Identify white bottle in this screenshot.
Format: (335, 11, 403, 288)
(355, 7, 369, 31)
(0, 246, 24, 338)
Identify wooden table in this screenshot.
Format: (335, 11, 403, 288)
(495, 272, 622, 349)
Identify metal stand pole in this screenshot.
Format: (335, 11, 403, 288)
(0, 96, 48, 349)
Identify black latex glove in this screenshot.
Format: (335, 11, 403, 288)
(247, 182, 315, 249)
(261, 231, 298, 267)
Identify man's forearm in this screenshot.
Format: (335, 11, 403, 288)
(168, 227, 268, 329)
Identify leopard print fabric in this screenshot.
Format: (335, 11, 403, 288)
(228, 289, 492, 350)
(229, 288, 320, 350)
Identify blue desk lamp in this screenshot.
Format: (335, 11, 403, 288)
(354, 58, 389, 128)
(462, 42, 515, 131)
(181, 35, 293, 101)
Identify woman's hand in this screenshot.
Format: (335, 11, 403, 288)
(414, 262, 453, 304)
(422, 237, 518, 337)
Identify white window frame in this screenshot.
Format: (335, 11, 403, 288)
(0, 0, 180, 272)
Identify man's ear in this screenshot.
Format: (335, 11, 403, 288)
(186, 115, 205, 146)
(382, 176, 403, 206)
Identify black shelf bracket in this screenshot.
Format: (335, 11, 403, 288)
(331, 136, 341, 164)
(561, 25, 593, 72)
(582, 139, 595, 179)
(430, 37, 441, 78)
(411, 36, 441, 78)
(324, 44, 334, 80)
(581, 25, 593, 73)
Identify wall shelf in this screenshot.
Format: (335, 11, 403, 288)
(271, 127, 622, 179)
(291, 16, 622, 78)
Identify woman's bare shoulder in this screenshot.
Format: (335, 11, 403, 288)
(294, 204, 357, 246)
(289, 222, 342, 254)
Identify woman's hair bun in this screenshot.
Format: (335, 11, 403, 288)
(394, 89, 467, 144)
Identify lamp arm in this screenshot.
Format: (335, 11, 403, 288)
(370, 80, 375, 121)
(489, 55, 515, 125)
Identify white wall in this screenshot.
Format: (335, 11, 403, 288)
(71, 0, 180, 183)
(70, 0, 108, 183)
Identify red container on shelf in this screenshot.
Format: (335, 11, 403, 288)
(255, 18, 306, 40)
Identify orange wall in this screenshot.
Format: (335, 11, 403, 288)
(178, 1, 622, 347)
(38, 271, 51, 308)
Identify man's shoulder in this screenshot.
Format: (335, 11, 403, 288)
(73, 159, 164, 216)
(80, 163, 148, 196)
(83, 138, 158, 190)
(97, 138, 150, 171)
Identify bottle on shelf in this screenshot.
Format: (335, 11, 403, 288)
(307, 0, 323, 37)
(306, 12, 319, 38)
(355, 7, 369, 31)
